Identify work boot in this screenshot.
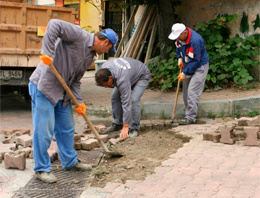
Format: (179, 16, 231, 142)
(104, 123, 123, 134)
(68, 160, 92, 171)
(35, 171, 57, 183)
(178, 118, 195, 125)
(128, 129, 138, 138)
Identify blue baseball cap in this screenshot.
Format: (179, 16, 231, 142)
(100, 28, 118, 53)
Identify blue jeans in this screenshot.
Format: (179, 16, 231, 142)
(29, 82, 77, 172)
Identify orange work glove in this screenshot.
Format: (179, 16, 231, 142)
(40, 54, 53, 65)
(74, 103, 87, 116)
(178, 58, 184, 68)
(178, 72, 186, 82)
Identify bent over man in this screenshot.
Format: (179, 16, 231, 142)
(95, 57, 151, 140)
(29, 19, 118, 183)
(169, 23, 209, 125)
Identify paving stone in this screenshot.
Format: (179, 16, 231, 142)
(0, 143, 16, 159)
(19, 147, 32, 158)
(74, 142, 82, 150)
(95, 124, 107, 134)
(219, 125, 235, 144)
(99, 134, 109, 143)
(152, 122, 165, 130)
(4, 152, 26, 170)
(203, 132, 221, 142)
(195, 119, 207, 124)
(244, 127, 259, 146)
(238, 116, 260, 126)
(74, 134, 81, 142)
(83, 128, 92, 134)
(16, 135, 32, 147)
(82, 139, 99, 150)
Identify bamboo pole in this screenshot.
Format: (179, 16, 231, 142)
(131, 6, 155, 59)
(136, 12, 156, 60)
(144, 13, 158, 64)
(124, 5, 149, 57)
(115, 5, 139, 57)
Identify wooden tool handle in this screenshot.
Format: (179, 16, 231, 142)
(171, 67, 183, 118)
(49, 63, 109, 152)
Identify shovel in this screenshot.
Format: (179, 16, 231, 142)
(48, 63, 122, 157)
(171, 67, 182, 123)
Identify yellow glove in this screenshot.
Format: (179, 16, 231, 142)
(178, 72, 186, 82)
(74, 103, 87, 116)
(178, 58, 184, 68)
(40, 54, 53, 65)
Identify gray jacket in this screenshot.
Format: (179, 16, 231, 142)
(30, 19, 95, 106)
(102, 57, 151, 123)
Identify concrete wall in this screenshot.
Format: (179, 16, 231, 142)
(175, 0, 260, 38)
(80, 1, 102, 33)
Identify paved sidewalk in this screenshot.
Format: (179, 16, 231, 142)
(80, 124, 260, 198)
(0, 72, 259, 198)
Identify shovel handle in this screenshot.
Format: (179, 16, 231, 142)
(48, 63, 110, 152)
(171, 67, 183, 119)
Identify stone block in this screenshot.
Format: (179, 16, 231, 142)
(81, 139, 99, 150)
(74, 134, 81, 142)
(16, 135, 32, 147)
(203, 132, 221, 142)
(152, 122, 165, 130)
(219, 125, 235, 144)
(47, 150, 58, 162)
(99, 134, 109, 143)
(195, 119, 207, 124)
(74, 142, 82, 150)
(244, 127, 259, 146)
(4, 152, 26, 170)
(95, 125, 107, 134)
(19, 147, 33, 158)
(0, 143, 16, 159)
(238, 116, 260, 126)
(164, 122, 173, 129)
(83, 128, 92, 134)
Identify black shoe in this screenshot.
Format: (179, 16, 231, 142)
(178, 118, 195, 125)
(128, 129, 138, 138)
(104, 123, 123, 134)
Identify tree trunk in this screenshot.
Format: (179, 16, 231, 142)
(156, 0, 176, 59)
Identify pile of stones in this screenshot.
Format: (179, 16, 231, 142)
(203, 116, 260, 146)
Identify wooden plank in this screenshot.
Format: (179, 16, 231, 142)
(115, 5, 139, 57)
(124, 5, 149, 57)
(131, 6, 155, 59)
(136, 12, 156, 60)
(144, 13, 158, 64)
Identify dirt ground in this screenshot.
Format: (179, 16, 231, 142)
(90, 129, 191, 188)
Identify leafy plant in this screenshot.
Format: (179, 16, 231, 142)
(148, 45, 179, 91)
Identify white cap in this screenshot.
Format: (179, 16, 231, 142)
(168, 23, 186, 40)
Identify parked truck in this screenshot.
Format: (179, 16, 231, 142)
(0, 1, 75, 101)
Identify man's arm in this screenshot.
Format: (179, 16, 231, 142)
(41, 19, 82, 57)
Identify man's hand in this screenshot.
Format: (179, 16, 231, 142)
(120, 123, 129, 140)
(178, 58, 184, 68)
(74, 103, 87, 116)
(178, 72, 186, 82)
(40, 54, 53, 65)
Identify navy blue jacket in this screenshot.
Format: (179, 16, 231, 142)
(175, 27, 209, 75)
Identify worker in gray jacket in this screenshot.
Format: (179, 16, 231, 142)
(29, 19, 118, 183)
(95, 57, 151, 140)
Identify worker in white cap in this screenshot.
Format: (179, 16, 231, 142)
(169, 23, 209, 125)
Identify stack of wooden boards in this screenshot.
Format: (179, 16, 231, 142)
(115, 5, 158, 64)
